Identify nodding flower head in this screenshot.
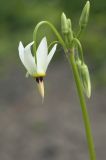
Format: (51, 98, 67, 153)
(18, 37, 57, 100)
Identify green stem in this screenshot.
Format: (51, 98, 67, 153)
(73, 38, 84, 64)
(69, 49, 96, 160)
(33, 21, 67, 55)
(48, 40, 59, 50)
(76, 27, 82, 38)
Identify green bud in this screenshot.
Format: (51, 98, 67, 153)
(81, 64, 91, 98)
(67, 18, 73, 42)
(61, 12, 69, 34)
(76, 59, 91, 98)
(67, 18, 72, 29)
(79, 1, 90, 29)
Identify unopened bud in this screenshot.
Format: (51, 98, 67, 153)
(61, 12, 69, 34)
(79, 1, 90, 29)
(81, 63, 91, 98)
(67, 18, 73, 42)
(67, 18, 72, 29)
(76, 59, 91, 98)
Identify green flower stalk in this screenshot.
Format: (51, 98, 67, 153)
(60, 2, 96, 160)
(69, 50, 96, 160)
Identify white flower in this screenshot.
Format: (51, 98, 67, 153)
(18, 37, 57, 100)
(18, 37, 57, 77)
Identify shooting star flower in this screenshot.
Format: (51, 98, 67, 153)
(18, 37, 57, 100)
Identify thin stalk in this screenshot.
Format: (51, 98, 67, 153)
(76, 27, 82, 38)
(73, 38, 84, 64)
(33, 21, 67, 54)
(48, 40, 59, 50)
(69, 48, 96, 160)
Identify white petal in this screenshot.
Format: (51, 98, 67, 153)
(18, 41, 25, 65)
(24, 42, 36, 75)
(36, 37, 48, 73)
(18, 41, 36, 75)
(45, 44, 57, 71)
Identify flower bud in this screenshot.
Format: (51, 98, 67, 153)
(81, 63, 91, 98)
(79, 1, 90, 29)
(67, 18, 73, 42)
(67, 18, 72, 29)
(76, 59, 91, 98)
(61, 12, 69, 34)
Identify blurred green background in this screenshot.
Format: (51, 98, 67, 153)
(0, 0, 106, 86)
(0, 0, 106, 160)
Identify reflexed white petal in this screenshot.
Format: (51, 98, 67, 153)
(24, 41, 37, 75)
(18, 41, 36, 75)
(18, 41, 25, 66)
(36, 37, 48, 73)
(45, 44, 57, 71)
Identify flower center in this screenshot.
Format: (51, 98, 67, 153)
(36, 77, 43, 83)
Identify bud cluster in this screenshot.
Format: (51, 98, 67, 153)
(61, 1, 90, 48)
(61, 13, 73, 47)
(61, 1, 91, 98)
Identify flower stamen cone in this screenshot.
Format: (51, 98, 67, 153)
(36, 77, 44, 101)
